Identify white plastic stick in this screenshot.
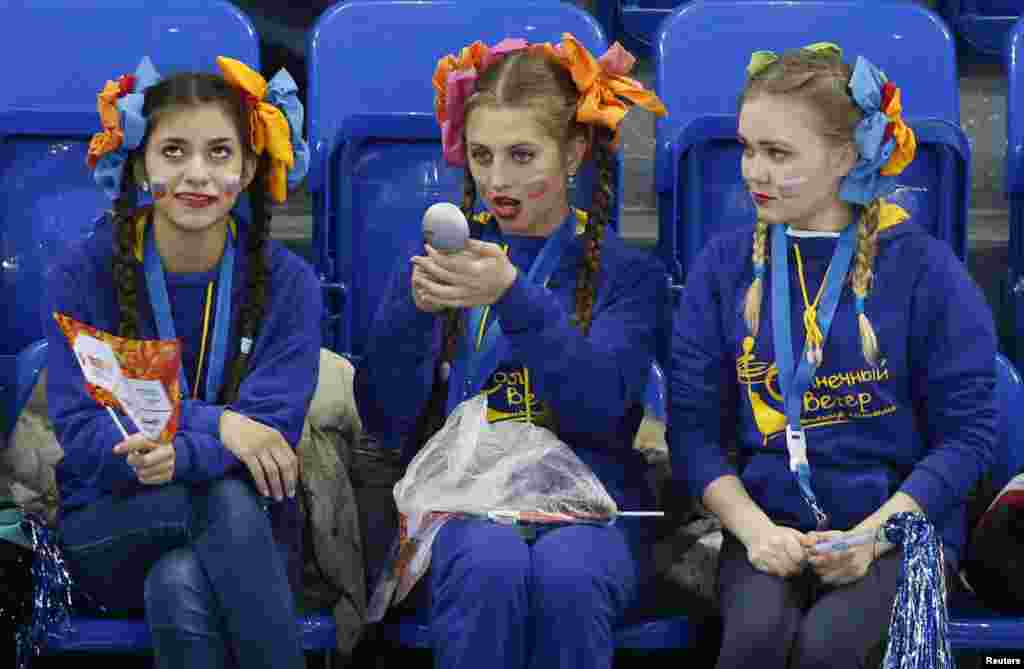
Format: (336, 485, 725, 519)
(617, 511, 665, 517)
(813, 528, 881, 553)
(107, 407, 129, 439)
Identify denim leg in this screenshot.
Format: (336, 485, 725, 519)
(60, 484, 192, 614)
(188, 476, 304, 669)
(145, 546, 235, 669)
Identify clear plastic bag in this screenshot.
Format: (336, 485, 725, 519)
(396, 394, 617, 520)
(367, 394, 617, 620)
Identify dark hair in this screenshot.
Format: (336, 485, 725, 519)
(412, 49, 616, 446)
(112, 72, 271, 403)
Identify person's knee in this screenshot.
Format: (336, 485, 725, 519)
(432, 520, 530, 598)
(531, 526, 635, 610)
(144, 548, 212, 624)
(791, 614, 845, 669)
(196, 476, 271, 540)
(716, 585, 801, 663)
(204, 476, 263, 517)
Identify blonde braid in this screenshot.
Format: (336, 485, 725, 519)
(743, 218, 770, 336)
(850, 199, 882, 365)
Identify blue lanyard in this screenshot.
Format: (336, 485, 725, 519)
(144, 217, 236, 402)
(445, 212, 577, 414)
(770, 222, 856, 530)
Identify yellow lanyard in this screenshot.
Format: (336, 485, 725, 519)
(792, 243, 828, 359)
(192, 281, 215, 400)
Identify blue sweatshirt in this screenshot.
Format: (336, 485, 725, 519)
(355, 211, 664, 514)
(668, 215, 997, 567)
(45, 214, 321, 585)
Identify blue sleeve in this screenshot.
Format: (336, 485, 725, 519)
(172, 252, 323, 483)
(666, 238, 738, 499)
(354, 244, 440, 451)
(45, 265, 141, 496)
(900, 243, 998, 524)
(490, 249, 662, 447)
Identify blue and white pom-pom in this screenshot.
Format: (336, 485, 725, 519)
(881, 512, 954, 669)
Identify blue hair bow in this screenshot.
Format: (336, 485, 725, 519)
(265, 68, 310, 190)
(839, 56, 903, 206)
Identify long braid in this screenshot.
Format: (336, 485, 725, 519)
(113, 169, 141, 339)
(850, 198, 882, 366)
(575, 127, 613, 334)
(743, 218, 770, 337)
(220, 160, 271, 403)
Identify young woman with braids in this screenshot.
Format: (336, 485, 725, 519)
(355, 35, 666, 669)
(43, 57, 316, 669)
(668, 44, 997, 668)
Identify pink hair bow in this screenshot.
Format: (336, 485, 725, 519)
(433, 38, 528, 166)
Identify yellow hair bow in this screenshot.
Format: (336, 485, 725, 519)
(746, 42, 843, 77)
(217, 57, 295, 203)
(879, 85, 916, 176)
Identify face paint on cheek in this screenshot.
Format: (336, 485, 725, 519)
(217, 174, 242, 197)
(525, 177, 555, 201)
(150, 181, 169, 200)
(778, 175, 810, 199)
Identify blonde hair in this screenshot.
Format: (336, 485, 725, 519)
(740, 48, 881, 365)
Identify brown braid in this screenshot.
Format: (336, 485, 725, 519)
(850, 198, 883, 365)
(575, 126, 614, 334)
(113, 169, 141, 339)
(220, 156, 272, 404)
(408, 172, 475, 447)
(742, 218, 770, 337)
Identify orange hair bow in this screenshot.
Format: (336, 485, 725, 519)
(551, 33, 667, 146)
(432, 34, 667, 165)
(217, 57, 296, 203)
(879, 82, 915, 176)
(86, 74, 136, 169)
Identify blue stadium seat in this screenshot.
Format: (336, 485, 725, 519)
(992, 353, 1024, 493)
(373, 605, 694, 651)
(947, 352, 1024, 651)
(653, 0, 970, 282)
(306, 0, 618, 358)
(42, 613, 338, 655)
(1007, 17, 1024, 365)
(942, 0, 1020, 59)
(0, 0, 260, 361)
(0, 340, 48, 445)
(613, 0, 681, 53)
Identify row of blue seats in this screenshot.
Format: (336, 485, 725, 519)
(2, 0, 1024, 660)
(595, 0, 1021, 61)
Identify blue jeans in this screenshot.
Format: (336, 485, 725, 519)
(59, 476, 304, 669)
